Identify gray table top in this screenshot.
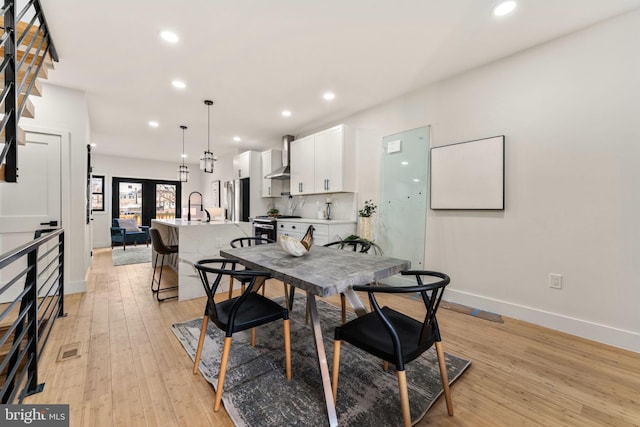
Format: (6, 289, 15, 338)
(220, 244, 411, 297)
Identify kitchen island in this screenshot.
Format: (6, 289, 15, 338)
(151, 218, 253, 300)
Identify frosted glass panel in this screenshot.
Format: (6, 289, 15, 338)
(378, 126, 429, 286)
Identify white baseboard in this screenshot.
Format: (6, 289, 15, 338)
(445, 289, 640, 353)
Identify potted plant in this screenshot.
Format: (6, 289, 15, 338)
(341, 234, 383, 255)
(357, 199, 377, 240)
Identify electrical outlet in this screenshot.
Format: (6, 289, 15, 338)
(549, 273, 562, 289)
(215, 238, 223, 248)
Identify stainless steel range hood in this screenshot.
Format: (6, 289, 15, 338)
(265, 135, 295, 180)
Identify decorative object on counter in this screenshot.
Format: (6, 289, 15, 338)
(358, 199, 377, 240)
(177, 125, 189, 182)
(267, 207, 280, 217)
(280, 225, 314, 256)
(200, 100, 216, 173)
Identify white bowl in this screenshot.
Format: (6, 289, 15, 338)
(280, 235, 309, 257)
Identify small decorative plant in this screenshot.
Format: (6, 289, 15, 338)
(267, 208, 279, 216)
(358, 200, 377, 217)
(340, 234, 383, 255)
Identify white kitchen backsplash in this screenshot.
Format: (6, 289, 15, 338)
(271, 193, 356, 220)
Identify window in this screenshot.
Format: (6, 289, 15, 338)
(91, 175, 105, 211)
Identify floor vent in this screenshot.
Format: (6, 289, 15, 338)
(56, 342, 82, 362)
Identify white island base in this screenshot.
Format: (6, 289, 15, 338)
(151, 219, 253, 301)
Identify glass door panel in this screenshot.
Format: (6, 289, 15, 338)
(155, 184, 177, 220)
(118, 181, 143, 225)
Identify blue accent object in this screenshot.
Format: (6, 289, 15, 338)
(110, 218, 150, 250)
(470, 309, 481, 316)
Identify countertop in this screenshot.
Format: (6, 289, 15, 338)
(262, 218, 356, 225)
(152, 218, 239, 227)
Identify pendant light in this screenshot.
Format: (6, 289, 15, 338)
(177, 125, 189, 182)
(200, 99, 216, 173)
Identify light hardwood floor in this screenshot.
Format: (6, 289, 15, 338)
(25, 248, 640, 426)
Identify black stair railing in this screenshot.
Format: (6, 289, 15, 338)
(0, 228, 64, 403)
(0, 0, 58, 182)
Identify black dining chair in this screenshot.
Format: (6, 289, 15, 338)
(289, 239, 371, 323)
(193, 258, 292, 412)
(149, 228, 178, 301)
(228, 237, 286, 299)
(331, 270, 453, 427)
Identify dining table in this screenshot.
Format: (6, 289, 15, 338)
(220, 243, 410, 427)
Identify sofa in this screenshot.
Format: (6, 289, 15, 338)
(111, 218, 150, 250)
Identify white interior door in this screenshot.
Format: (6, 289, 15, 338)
(0, 132, 62, 302)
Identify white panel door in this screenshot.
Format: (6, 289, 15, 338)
(0, 132, 62, 302)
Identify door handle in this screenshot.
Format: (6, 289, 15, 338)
(40, 220, 58, 226)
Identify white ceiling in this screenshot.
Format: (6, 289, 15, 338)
(38, 0, 640, 164)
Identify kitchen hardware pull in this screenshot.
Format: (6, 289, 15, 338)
(40, 220, 58, 226)
(268, 186, 271, 196)
(326, 179, 330, 190)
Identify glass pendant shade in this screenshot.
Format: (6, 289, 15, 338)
(200, 99, 216, 173)
(178, 125, 189, 182)
(177, 164, 189, 182)
(200, 151, 214, 173)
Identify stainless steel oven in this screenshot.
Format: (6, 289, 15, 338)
(253, 215, 301, 242)
(253, 218, 276, 241)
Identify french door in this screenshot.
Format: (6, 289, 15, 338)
(112, 177, 182, 226)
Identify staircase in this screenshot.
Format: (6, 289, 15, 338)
(0, 0, 58, 182)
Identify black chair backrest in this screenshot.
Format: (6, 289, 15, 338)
(230, 237, 275, 248)
(353, 270, 450, 356)
(149, 228, 174, 254)
(324, 239, 371, 254)
(194, 258, 272, 332)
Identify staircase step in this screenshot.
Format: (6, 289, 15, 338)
(0, 17, 51, 53)
(1, 125, 26, 145)
(0, 46, 54, 70)
(0, 94, 34, 119)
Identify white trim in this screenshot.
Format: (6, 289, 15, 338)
(65, 280, 87, 295)
(445, 288, 640, 353)
(20, 124, 77, 292)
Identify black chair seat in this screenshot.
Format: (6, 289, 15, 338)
(213, 292, 289, 334)
(335, 306, 429, 365)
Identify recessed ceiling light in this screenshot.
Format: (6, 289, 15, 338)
(233, 136, 241, 142)
(160, 31, 179, 43)
(148, 121, 159, 127)
(412, 179, 420, 182)
(181, 154, 187, 158)
(401, 161, 409, 165)
(323, 92, 335, 101)
(492, 1, 516, 16)
(90, 143, 97, 147)
(281, 110, 292, 117)
(172, 80, 186, 89)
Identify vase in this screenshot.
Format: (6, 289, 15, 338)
(358, 216, 372, 240)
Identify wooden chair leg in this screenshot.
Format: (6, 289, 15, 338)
(397, 370, 411, 427)
(251, 327, 256, 347)
(214, 337, 233, 412)
(228, 276, 235, 299)
(340, 293, 346, 324)
(332, 340, 341, 402)
(193, 316, 209, 375)
(283, 319, 292, 380)
(241, 284, 246, 294)
(305, 298, 310, 324)
(435, 341, 454, 416)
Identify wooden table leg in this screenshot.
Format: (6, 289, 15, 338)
(307, 292, 338, 427)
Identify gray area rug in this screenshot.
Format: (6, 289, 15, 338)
(111, 246, 151, 266)
(172, 296, 471, 426)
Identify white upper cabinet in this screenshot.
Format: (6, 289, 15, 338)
(261, 150, 283, 197)
(233, 151, 251, 179)
(290, 124, 355, 195)
(290, 135, 315, 195)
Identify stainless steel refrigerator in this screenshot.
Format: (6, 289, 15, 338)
(224, 178, 250, 222)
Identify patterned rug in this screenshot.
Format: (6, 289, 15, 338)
(172, 296, 471, 426)
(111, 246, 151, 266)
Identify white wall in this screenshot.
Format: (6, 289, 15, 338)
(21, 84, 90, 294)
(296, 11, 640, 351)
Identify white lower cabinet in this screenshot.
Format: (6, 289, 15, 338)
(277, 220, 355, 247)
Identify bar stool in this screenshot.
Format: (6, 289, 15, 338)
(149, 228, 178, 301)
